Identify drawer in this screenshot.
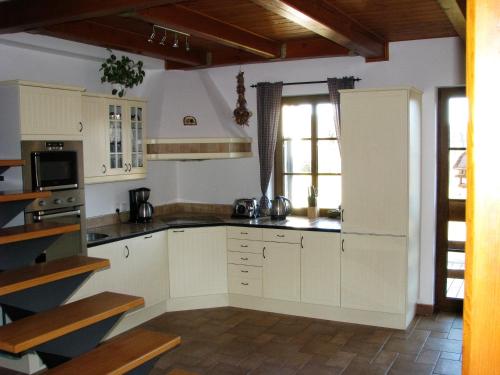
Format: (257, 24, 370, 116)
(228, 277, 262, 297)
(227, 226, 263, 241)
(227, 239, 263, 254)
(263, 228, 301, 243)
(228, 251, 263, 267)
(228, 264, 262, 280)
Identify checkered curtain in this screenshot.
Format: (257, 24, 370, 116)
(327, 77, 355, 153)
(256, 81, 283, 212)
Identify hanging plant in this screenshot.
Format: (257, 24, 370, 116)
(233, 71, 252, 126)
(100, 49, 146, 97)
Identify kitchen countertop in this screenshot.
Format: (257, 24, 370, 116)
(86, 214, 341, 248)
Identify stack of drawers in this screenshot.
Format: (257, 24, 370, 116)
(227, 226, 263, 297)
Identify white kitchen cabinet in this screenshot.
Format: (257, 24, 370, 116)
(82, 93, 147, 184)
(300, 231, 341, 307)
(0, 80, 85, 141)
(262, 241, 301, 302)
(168, 226, 227, 298)
(341, 234, 406, 314)
(340, 87, 421, 236)
(68, 231, 168, 308)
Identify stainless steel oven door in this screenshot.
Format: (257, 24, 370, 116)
(29, 207, 85, 262)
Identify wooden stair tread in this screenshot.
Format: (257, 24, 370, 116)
(0, 222, 80, 245)
(0, 292, 144, 353)
(0, 255, 110, 296)
(0, 160, 25, 168)
(47, 328, 181, 375)
(0, 190, 50, 203)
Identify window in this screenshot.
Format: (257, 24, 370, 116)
(274, 95, 341, 215)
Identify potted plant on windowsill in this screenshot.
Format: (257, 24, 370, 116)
(100, 50, 146, 98)
(307, 185, 319, 219)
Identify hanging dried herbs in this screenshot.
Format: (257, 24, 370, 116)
(233, 71, 252, 126)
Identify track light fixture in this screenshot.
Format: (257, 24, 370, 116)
(147, 24, 191, 52)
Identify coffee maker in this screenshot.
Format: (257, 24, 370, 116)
(129, 187, 154, 223)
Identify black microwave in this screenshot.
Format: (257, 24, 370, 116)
(31, 150, 79, 191)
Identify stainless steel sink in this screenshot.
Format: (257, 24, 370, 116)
(86, 232, 109, 242)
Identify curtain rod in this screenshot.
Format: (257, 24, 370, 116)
(250, 77, 361, 88)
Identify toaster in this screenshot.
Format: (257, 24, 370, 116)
(233, 198, 259, 218)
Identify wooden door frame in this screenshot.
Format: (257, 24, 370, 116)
(435, 86, 466, 312)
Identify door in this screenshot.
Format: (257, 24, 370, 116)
(301, 231, 340, 306)
(82, 95, 107, 178)
(341, 89, 408, 235)
(262, 242, 300, 302)
(435, 87, 467, 311)
(128, 101, 147, 175)
(127, 231, 168, 307)
(341, 234, 406, 313)
(105, 100, 127, 176)
(168, 227, 227, 298)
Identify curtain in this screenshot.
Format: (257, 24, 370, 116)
(327, 77, 355, 153)
(256, 81, 283, 212)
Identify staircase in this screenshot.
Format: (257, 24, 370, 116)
(0, 160, 180, 374)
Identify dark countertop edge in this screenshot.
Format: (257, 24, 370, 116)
(87, 221, 340, 248)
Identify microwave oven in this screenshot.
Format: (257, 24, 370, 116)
(22, 141, 83, 192)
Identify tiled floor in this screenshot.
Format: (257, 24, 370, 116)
(143, 307, 463, 375)
(0, 307, 463, 375)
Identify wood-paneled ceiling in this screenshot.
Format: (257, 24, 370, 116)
(0, 0, 465, 69)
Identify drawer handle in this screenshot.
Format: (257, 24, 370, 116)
(173, 230, 184, 233)
(144, 235, 152, 239)
(262, 246, 266, 259)
(79, 122, 83, 132)
(240, 257, 249, 261)
(124, 245, 130, 259)
(240, 244, 248, 248)
(240, 232, 248, 235)
(300, 235, 304, 249)
(276, 234, 285, 238)
(241, 270, 249, 273)
(241, 282, 249, 286)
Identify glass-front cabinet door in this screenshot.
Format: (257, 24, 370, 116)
(107, 102, 126, 175)
(128, 101, 147, 174)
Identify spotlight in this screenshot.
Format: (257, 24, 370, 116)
(172, 33, 179, 48)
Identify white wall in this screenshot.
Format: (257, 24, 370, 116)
(0, 33, 465, 305)
(173, 37, 466, 305)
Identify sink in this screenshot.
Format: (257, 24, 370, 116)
(86, 232, 109, 242)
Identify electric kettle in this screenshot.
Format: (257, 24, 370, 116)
(270, 196, 292, 220)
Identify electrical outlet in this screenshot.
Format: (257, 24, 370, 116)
(119, 202, 128, 212)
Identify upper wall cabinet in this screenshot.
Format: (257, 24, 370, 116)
(0, 80, 85, 141)
(82, 93, 147, 184)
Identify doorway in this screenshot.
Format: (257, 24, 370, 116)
(435, 86, 467, 312)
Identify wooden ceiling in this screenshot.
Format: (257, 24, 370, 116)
(0, 0, 465, 69)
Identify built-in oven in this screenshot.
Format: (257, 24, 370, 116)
(21, 140, 86, 261)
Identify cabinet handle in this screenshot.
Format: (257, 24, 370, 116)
(241, 270, 248, 273)
(79, 122, 83, 132)
(342, 239, 345, 252)
(144, 235, 152, 239)
(276, 234, 285, 238)
(128, 163, 132, 172)
(300, 235, 304, 249)
(173, 230, 185, 233)
(125, 245, 130, 258)
(241, 282, 249, 286)
(262, 246, 266, 259)
(240, 244, 248, 248)
(240, 231, 248, 235)
(102, 164, 107, 174)
(341, 209, 344, 222)
(240, 257, 248, 261)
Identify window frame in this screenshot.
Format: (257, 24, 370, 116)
(274, 94, 340, 216)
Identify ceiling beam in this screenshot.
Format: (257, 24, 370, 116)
(436, 0, 466, 39)
(136, 5, 281, 59)
(250, 0, 387, 59)
(41, 20, 205, 67)
(0, 0, 185, 34)
(284, 38, 349, 59)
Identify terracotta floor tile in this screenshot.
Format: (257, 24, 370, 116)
(416, 350, 441, 365)
(388, 357, 434, 375)
(434, 358, 462, 375)
(416, 318, 453, 333)
(423, 337, 462, 354)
